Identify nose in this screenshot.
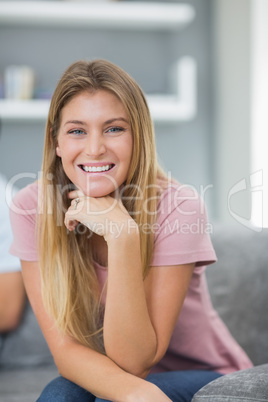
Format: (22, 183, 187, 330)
(84, 133, 106, 157)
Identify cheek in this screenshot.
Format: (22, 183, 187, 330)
(56, 141, 77, 161)
(126, 139, 133, 166)
(121, 136, 133, 161)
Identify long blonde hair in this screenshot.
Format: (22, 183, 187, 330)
(40, 59, 166, 352)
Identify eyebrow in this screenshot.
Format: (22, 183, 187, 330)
(105, 117, 129, 125)
(64, 117, 129, 126)
(64, 120, 85, 126)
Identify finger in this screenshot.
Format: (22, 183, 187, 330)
(69, 199, 85, 215)
(70, 197, 81, 210)
(68, 189, 85, 200)
(64, 214, 79, 231)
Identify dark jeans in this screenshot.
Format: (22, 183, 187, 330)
(37, 370, 222, 402)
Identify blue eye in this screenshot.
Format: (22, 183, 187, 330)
(107, 127, 124, 134)
(69, 129, 85, 136)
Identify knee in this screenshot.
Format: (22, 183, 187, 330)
(38, 377, 70, 401)
(37, 376, 92, 402)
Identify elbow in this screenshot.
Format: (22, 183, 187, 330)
(117, 347, 167, 379)
(53, 354, 68, 380)
(52, 347, 68, 377)
(106, 344, 159, 379)
(116, 359, 155, 379)
(52, 343, 77, 380)
(129, 366, 152, 379)
(128, 352, 160, 379)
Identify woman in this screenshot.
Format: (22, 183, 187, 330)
(9, 59, 252, 401)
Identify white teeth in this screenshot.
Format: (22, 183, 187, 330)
(82, 164, 112, 173)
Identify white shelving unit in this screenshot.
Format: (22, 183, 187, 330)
(0, 100, 50, 122)
(0, 58, 197, 123)
(0, 1, 197, 123)
(0, 1, 195, 30)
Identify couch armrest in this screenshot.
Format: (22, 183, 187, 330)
(192, 364, 268, 402)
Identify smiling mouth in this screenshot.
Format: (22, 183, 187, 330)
(79, 164, 115, 173)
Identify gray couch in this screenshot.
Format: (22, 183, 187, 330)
(192, 223, 268, 402)
(0, 223, 267, 402)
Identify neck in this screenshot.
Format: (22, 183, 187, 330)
(91, 233, 108, 267)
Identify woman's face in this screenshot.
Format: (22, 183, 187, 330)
(56, 90, 133, 197)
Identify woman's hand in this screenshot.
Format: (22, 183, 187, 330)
(126, 381, 173, 402)
(65, 190, 137, 242)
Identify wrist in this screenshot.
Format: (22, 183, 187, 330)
(125, 380, 164, 402)
(105, 219, 139, 244)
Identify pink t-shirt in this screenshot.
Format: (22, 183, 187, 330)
(9, 181, 253, 374)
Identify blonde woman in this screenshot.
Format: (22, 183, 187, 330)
(9, 60, 252, 401)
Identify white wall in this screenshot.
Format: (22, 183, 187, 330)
(212, 0, 252, 225)
(250, 0, 268, 228)
(212, 0, 268, 229)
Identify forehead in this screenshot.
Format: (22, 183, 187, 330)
(60, 90, 128, 121)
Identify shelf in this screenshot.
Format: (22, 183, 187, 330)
(0, 1, 195, 31)
(0, 97, 195, 123)
(0, 99, 49, 121)
(0, 58, 197, 123)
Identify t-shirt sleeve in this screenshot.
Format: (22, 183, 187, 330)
(9, 183, 39, 262)
(151, 184, 217, 268)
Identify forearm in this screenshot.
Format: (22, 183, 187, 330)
(104, 229, 157, 376)
(54, 339, 156, 401)
(21, 260, 161, 402)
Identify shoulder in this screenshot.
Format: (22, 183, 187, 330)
(157, 180, 205, 224)
(151, 179, 216, 268)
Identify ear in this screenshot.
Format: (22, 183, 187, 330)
(50, 127, 61, 157)
(56, 145, 61, 157)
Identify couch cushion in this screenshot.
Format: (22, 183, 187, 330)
(192, 364, 268, 402)
(0, 301, 54, 369)
(207, 224, 268, 365)
(0, 365, 59, 402)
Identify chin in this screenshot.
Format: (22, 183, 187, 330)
(81, 177, 120, 198)
(85, 190, 111, 198)
(82, 185, 115, 198)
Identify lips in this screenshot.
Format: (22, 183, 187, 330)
(79, 164, 115, 173)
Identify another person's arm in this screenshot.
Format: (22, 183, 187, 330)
(0, 271, 25, 332)
(0, 174, 25, 332)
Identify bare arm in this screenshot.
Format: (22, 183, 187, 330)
(0, 271, 26, 332)
(104, 229, 194, 377)
(104, 230, 156, 375)
(65, 194, 195, 378)
(21, 260, 172, 402)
